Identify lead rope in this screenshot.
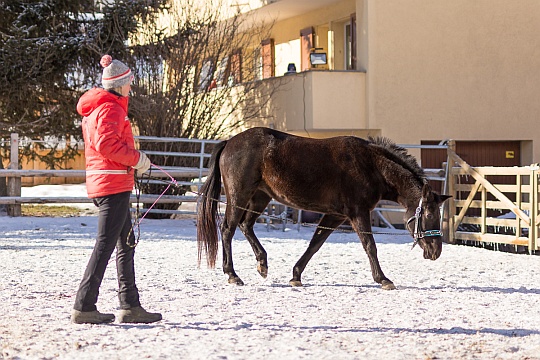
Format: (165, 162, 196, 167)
(126, 169, 144, 248)
(127, 164, 178, 248)
(138, 166, 422, 238)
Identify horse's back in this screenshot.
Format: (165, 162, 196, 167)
(220, 127, 381, 213)
(225, 127, 295, 147)
(225, 127, 368, 154)
(223, 128, 369, 172)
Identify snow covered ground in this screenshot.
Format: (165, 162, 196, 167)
(1, 184, 540, 360)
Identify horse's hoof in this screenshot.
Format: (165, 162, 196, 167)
(381, 280, 396, 290)
(257, 264, 268, 278)
(228, 277, 244, 286)
(289, 279, 303, 287)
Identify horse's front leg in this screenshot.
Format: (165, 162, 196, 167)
(290, 215, 345, 286)
(350, 214, 396, 290)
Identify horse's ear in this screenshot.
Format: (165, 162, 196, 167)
(422, 183, 451, 204)
(438, 194, 452, 204)
(421, 183, 432, 198)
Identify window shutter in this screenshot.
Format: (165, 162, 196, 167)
(261, 38, 275, 79)
(230, 49, 243, 84)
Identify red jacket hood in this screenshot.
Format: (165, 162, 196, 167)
(77, 88, 129, 117)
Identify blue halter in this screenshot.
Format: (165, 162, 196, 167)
(406, 198, 442, 249)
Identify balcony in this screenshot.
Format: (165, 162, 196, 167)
(255, 70, 370, 136)
(238, 0, 345, 22)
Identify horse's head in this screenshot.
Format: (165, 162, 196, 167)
(405, 184, 452, 260)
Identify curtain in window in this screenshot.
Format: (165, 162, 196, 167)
(300, 27, 314, 71)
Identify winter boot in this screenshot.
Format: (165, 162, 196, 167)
(71, 310, 115, 324)
(118, 306, 162, 324)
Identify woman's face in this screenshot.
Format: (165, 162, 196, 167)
(120, 83, 131, 97)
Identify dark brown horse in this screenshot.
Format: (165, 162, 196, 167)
(197, 127, 451, 290)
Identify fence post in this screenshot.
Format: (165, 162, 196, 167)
(530, 165, 538, 253)
(8, 133, 21, 216)
(444, 140, 456, 244)
(199, 141, 206, 189)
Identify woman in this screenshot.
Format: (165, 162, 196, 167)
(71, 55, 162, 324)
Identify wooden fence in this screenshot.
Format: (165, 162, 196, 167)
(0, 134, 86, 186)
(0, 134, 219, 217)
(447, 150, 540, 254)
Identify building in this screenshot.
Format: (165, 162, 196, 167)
(227, 0, 540, 168)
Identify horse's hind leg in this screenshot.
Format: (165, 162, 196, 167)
(290, 214, 345, 287)
(238, 191, 272, 279)
(221, 200, 252, 286)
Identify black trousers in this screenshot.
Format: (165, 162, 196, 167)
(73, 191, 140, 312)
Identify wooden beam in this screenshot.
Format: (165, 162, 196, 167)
(0, 168, 208, 178)
(453, 181, 482, 231)
(455, 231, 529, 246)
(0, 195, 201, 205)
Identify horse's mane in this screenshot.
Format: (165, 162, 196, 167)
(368, 136, 427, 184)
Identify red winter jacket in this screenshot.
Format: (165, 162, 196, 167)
(77, 88, 140, 198)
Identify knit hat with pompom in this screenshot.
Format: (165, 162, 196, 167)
(100, 55, 132, 89)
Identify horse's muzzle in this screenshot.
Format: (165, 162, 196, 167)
(422, 238, 442, 260)
(424, 251, 440, 260)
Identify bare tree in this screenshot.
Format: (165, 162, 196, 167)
(128, 0, 281, 216)
(130, 0, 277, 138)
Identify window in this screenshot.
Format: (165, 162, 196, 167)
(253, 48, 262, 81)
(198, 58, 214, 91)
(215, 57, 230, 87)
(345, 13, 356, 70)
(197, 50, 242, 90)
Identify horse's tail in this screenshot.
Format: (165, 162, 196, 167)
(197, 140, 227, 268)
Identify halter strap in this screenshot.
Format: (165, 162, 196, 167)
(407, 197, 442, 249)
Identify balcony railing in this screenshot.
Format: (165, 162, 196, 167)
(257, 70, 367, 134)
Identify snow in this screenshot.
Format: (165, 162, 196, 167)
(1, 184, 540, 360)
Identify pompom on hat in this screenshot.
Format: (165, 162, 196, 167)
(100, 55, 133, 89)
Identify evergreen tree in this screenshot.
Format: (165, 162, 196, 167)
(0, 0, 166, 166)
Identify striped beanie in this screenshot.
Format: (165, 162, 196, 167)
(100, 55, 132, 89)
